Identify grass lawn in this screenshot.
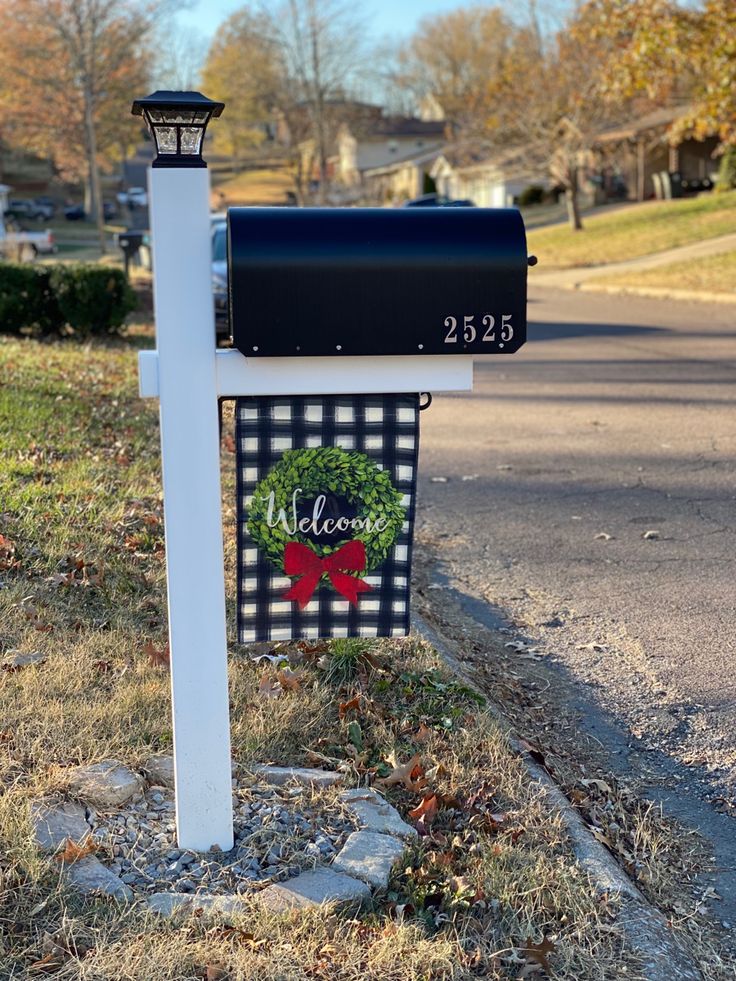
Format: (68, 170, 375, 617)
(527, 191, 736, 270)
(589, 249, 736, 296)
(0, 313, 729, 978)
(211, 167, 295, 207)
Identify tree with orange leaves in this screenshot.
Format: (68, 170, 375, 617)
(0, 0, 153, 253)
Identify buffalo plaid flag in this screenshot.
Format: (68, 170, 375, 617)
(236, 394, 419, 642)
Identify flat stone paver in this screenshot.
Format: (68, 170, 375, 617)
(63, 855, 133, 900)
(257, 867, 370, 911)
(143, 754, 175, 789)
(31, 801, 90, 853)
(67, 760, 144, 809)
(340, 789, 417, 840)
(251, 765, 343, 788)
(332, 830, 407, 889)
(147, 892, 191, 916)
(2, 650, 47, 670)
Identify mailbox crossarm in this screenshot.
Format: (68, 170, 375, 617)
(139, 350, 473, 400)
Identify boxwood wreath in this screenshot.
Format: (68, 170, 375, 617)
(247, 446, 406, 576)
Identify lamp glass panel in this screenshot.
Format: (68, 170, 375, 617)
(179, 127, 203, 155)
(161, 111, 195, 124)
(193, 111, 209, 123)
(146, 109, 163, 123)
(154, 126, 178, 154)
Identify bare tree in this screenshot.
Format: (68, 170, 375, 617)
(263, 0, 368, 202)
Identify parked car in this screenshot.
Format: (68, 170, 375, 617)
(64, 204, 86, 221)
(117, 187, 148, 209)
(402, 193, 476, 208)
(211, 218, 229, 340)
(103, 201, 117, 220)
(0, 213, 56, 259)
(33, 196, 56, 219)
(6, 198, 54, 220)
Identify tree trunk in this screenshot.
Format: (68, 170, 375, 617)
(565, 186, 583, 231)
(83, 82, 106, 255)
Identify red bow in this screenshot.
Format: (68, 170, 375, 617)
(282, 540, 373, 609)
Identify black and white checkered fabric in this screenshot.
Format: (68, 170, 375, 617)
(236, 394, 419, 643)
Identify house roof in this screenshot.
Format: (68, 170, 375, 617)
(363, 146, 447, 178)
(369, 117, 446, 139)
(595, 105, 686, 144)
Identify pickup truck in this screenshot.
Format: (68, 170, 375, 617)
(0, 214, 56, 260)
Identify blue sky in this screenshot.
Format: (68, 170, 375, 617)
(177, 0, 477, 44)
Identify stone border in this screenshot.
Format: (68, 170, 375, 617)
(411, 611, 703, 981)
(32, 761, 416, 914)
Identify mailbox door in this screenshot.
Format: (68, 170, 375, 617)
(228, 207, 527, 357)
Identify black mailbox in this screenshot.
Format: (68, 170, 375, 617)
(117, 229, 146, 255)
(228, 207, 528, 357)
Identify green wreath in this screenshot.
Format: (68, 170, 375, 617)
(247, 446, 405, 574)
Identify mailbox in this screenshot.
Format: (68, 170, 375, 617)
(228, 207, 528, 358)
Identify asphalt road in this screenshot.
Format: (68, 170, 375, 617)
(417, 284, 736, 916)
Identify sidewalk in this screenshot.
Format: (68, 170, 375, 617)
(531, 231, 736, 302)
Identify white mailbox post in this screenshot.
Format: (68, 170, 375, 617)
(134, 91, 477, 852)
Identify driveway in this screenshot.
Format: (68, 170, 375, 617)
(417, 284, 736, 919)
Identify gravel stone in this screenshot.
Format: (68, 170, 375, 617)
(251, 765, 343, 789)
(31, 801, 91, 853)
(332, 831, 407, 889)
(143, 754, 175, 789)
(257, 868, 370, 911)
(63, 855, 133, 900)
(67, 760, 144, 809)
(340, 789, 417, 840)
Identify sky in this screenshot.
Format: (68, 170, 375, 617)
(176, 0, 479, 45)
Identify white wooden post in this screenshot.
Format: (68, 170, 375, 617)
(148, 165, 233, 851)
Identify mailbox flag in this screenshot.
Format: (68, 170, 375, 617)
(236, 394, 419, 642)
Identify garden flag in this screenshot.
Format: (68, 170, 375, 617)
(236, 394, 419, 642)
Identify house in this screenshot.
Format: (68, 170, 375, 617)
(361, 147, 448, 204)
(593, 106, 720, 201)
(430, 147, 547, 208)
(336, 116, 446, 192)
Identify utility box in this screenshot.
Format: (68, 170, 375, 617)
(228, 207, 528, 358)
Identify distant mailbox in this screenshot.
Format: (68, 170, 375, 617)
(228, 207, 528, 358)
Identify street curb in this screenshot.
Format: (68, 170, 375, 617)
(411, 610, 703, 981)
(576, 282, 736, 305)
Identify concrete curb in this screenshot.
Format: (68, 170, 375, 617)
(546, 280, 736, 305)
(412, 611, 703, 981)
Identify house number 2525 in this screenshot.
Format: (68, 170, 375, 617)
(443, 314, 513, 344)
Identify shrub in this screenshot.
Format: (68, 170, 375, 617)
(518, 185, 545, 207)
(715, 147, 736, 192)
(49, 265, 136, 336)
(0, 263, 64, 335)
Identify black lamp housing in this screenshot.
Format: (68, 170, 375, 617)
(131, 91, 224, 168)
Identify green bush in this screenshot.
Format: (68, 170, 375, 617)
(0, 262, 135, 337)
(0, 263, 64, 335)
(49, 265, 136, 336)
(715, 147, 736, 192)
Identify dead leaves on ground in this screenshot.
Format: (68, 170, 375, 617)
(0, 532, 19, 571)
(257, 666, 307, 699)
(144, 640, 170, 670)
(54, 836, 97, 864)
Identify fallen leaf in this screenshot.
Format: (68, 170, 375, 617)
(206, 964, 229, 981)
(594, 532, 614, 541)
(222, 434, 236, 453)
(414, 722, 432, 743)
(375, 753, 427, 792)
(144, 641, 170, 669)
(408, 793, 438, 834)
(258, 673, 282, 699)
(642, 529, 660, 540)
(27, 952, 66, 974)
(522, 936, 556, 973)
(276, 667, 303, 691)
(339, 695, 362, 719)
(55, 836, 96, 864)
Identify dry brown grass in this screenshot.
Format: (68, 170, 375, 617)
(0, 327, 644, 978)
